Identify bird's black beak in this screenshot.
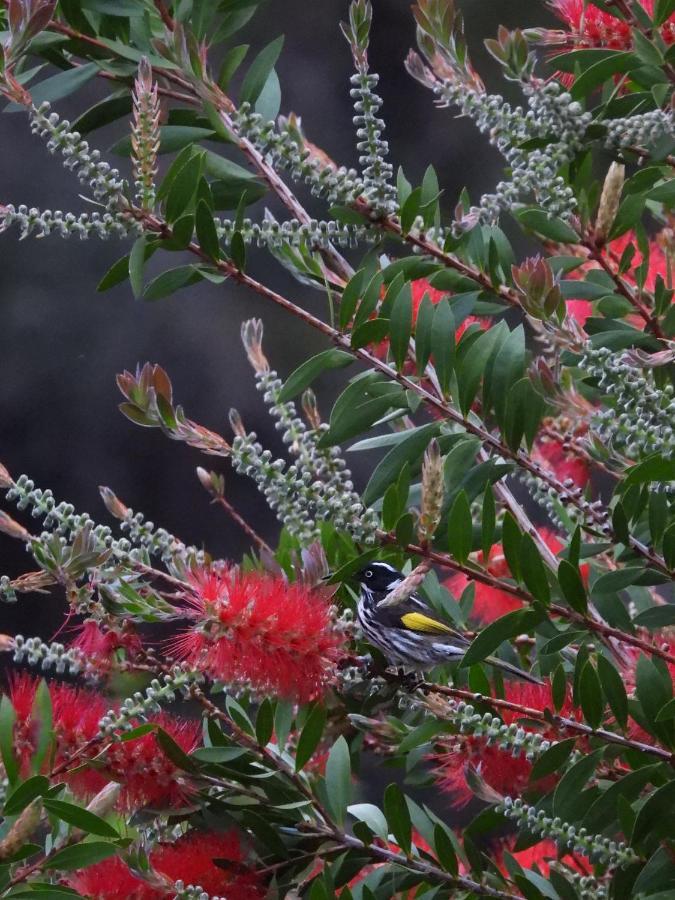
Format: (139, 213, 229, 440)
(321, 571, 334, 583)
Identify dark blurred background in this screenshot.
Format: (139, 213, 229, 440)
(0, 0, 553, 640)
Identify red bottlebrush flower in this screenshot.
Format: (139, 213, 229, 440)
(550, 1, 675, 51)
(172, 567, 344, 702)
(105, 712, 201, 811)
(152, 830, 264, 898)
(67, 854, 162, 900)
(67, 830, 264, 900)
(532, 433, 590, 489)
(432, 682, 577, 808)
(6, 675, 200, 810)
(70, 620, 142, 672)
(9, 673, 108, 796)
(444, 530, 568, 624)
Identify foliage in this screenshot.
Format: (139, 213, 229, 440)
(0, 0, 674, 898)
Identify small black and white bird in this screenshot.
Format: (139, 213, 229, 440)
(354, 561, 541, 684)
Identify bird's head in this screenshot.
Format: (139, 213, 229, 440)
(355, 561, 404, 593)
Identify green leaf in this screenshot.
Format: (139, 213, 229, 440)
(325, 736, 351, 826)
(501, 512, 522, 581)
(362, 423, 439, 506)
(461, 609, 543, 668)
(195, 200, 220, 261)
(447, 491, 472, 565)
(5, 63, 98, 113)
(73, 93, 133, 135)
(348, 803, 389, 840)
(255, 698, 274, 747)
(389, 283, 413, 371)
(110, 126, 215, 156)
(430, 299, 455, 396)
(664, 521, 675, 570)
(43, 799, 119, 838)
(295, 704, 327, 772)
(320, 379, 406, 447)
(529, 738, 576, 782)
(400, 186, 422, 235)
(218, 44, 249, 89)
(433, 823, 459, 875)
(592, 566, 645, 594)
(633, 605, 675, 629)
(155, 727, 198, 774)
(481, 487, 496, 560)
(457, 322, 505, 415)
(255, 67, 281, 121)
(515, 209, 579, 243)
(165, 151, 204, 222)
(230, 231, 246, 270)
(579, 661, 604, 729)
(624, 453, 675, 485)
(0, 695, 18, 785)
(570, 51, 639, 100)
(129, 235, 146, 299)
(278, 350, 354, 403)
(632, 780, 675, 844)
(414, 293, 435, 374)
(30, 679, 53, 775)
(143, 265, 203, 301)
(383, 783, 412, 855)
(553, 749, 604, 820)
(240, 35, 284, 105)
(3, 775, 50, 816)
(596, 654, 628, 729)
(46, 842, 118, 872)
(519, 534, 551, 605)
(557, 560, 588, 614)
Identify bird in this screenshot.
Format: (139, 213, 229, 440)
(354, 561, 542, 684)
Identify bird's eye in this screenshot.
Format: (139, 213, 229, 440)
(364, 569, 373, 579)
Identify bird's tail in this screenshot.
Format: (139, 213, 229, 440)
(484, 654, 543, 685)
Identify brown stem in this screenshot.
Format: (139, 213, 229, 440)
(419, 680, 674, 762)
(213, 494, 273, 555)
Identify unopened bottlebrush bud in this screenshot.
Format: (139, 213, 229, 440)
(0, 800, 42, 859)
(0, 511, 31, 542)
(377, 560, 431, 609)
(512, 256, 562, 320)
(241, 319, 269, 374)
(85, 782, 121, 821)
(595, 162, 625, 246)
(302, 388, 322, 430)
(99, 486, 129, 520)
(418, 438, 443, 544)
(229, 408, 246, 438)
(0, 461, 13, 489)
(196, 467, 224, 498)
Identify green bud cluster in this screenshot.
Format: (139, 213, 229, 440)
(232, 103, 365, 205)
(29, 102, 126, 207)
(499, 797, 639, 867)
(581, 345, 675, 463)
(0, 204, 137, 240)
(98, 667, 200, 737)
(214, 215, 371, 249)
(12, 634, 89, 677)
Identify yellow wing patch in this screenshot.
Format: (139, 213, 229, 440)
(400, 612, 453, 635)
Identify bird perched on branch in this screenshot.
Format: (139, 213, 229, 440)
(354, 562, 541, 684)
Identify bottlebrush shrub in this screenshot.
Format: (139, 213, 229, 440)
(2, 0, 675, 898)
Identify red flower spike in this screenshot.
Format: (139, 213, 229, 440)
(67, 830, 264, 900)
(551, 1, 675, 51)
(70, 620, 142, 673)
(7, 675, 200, 810)
(172, 567, 344, 702)
(105, 712, 201, 811)
(432, 682, 578, 808)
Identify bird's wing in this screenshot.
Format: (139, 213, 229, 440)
(399, 611, 467, 643)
